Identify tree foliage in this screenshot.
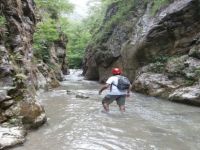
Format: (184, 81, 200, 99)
(35, 0, 74, 19)
(34, 18, 59, 43)
(64, 0, 120, 68)
(64, 20, 91, 68)
(0, 16, 6, 27)
(33, 0, 73, 63)
(33, 0, 138, 68)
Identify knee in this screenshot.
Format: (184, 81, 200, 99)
(119, 106, 125, 111)
(102, 102, 108, 106)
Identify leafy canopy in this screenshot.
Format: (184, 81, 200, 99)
(33, 0, 73, 63)
(63, 20, 91, 68)
(35, 0, 74, 19)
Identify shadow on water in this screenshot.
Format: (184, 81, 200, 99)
(12, 69, 200, 150)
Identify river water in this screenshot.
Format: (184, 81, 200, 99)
(14, 70, 200, 150)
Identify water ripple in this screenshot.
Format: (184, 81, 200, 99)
(13, 71, 200, 150)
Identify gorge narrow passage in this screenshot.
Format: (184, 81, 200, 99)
(14, 70, 200, 150)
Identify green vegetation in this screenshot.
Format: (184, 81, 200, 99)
(149, 55, 169, 73)
(152, 55, 169, 63)
(184, 78, 195, 86)
(151, 62, 166, 73)
(89, 0, 135, 44)
(61, 0, 129, 68)
(151, 0, 171, 16)
(193, 68, 200, 84)
(35, 0, 73, 19)
(34, 0, 91, 68)
(33, 0, 73, 64)
(33, 18, 59, 62)
(0, 16, 6, 27)
(65, 21, 91, 68)
(0, 16, 6, 39)
(33, 0, 145, 68)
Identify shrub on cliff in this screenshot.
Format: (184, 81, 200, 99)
(33, 18, 59, 62)
(33, 0, 73, 64)
(0, 16, 6, 27)
(151, 0, 172, 15)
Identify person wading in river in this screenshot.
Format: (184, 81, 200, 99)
(99, 68, 132, 112)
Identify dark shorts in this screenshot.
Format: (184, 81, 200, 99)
(102, 95, 126, 106)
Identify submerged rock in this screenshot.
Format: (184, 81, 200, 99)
(67, 90, 90, 99)
(75, 94, 89, 99)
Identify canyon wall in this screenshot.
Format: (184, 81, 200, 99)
(0, 0, 68, 149)
(83, 0, 200, 105)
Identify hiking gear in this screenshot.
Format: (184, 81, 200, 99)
(112, 76, 131, 90)
(112, 68, 122, 75)
(106, 76, 127, 95)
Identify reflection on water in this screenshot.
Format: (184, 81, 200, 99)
(13, 69, 200, 150)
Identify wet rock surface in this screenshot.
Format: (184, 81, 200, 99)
(0, 126, 26, 149)
(169, 84, 200, 104)
(134, 73, 178, 97)
(0, 0, 67, 148)
(66, 90, 90, 99)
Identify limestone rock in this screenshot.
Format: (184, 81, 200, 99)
(165, 55, 188, 75)
(83, 0, 200, 105)
(0, 90, 8, 103)
(0, 0, 60, 148)
(169, 85, 200, 104)
(67, 90, 90, 99)
(189, 40, 200, 59)
(1, 100, 14, 110)
(84, 0, 200, 81)
(19, 102, 47, 128)
(134, 73, 178, 97)
(0, 126, 26, 149)
(76, 94, 89, 99)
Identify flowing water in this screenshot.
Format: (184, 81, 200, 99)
(14, 70, 200, 150)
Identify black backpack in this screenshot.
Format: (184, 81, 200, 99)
(112, 76, 131, 90)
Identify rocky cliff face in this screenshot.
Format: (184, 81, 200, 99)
(0, 0, 68, 149)
(37, 32, 69, 89)
(83, 0, 200, 105)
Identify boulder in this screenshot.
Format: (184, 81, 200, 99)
(165, 55, 188, 75)
(0, 126, 26, 149)
(169, 84, 200, 104)
(19, 102, 47, 128)
(0, 90, 8, 103)
(189, 40, 200, 59)
(134, 73, 178, 97)
(183, 57, 200, 80)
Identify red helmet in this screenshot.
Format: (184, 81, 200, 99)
(112, 68, 122, 75)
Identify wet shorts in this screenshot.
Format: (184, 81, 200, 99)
(102, 95, 126, 106)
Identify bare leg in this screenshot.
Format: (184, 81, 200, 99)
(119, 105, 125, 112)
(102, 102, 109, 112)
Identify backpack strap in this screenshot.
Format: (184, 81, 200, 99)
(110, 75, 120, 90)
(110, 82, 116, 91)
(110, 82, 113, 92)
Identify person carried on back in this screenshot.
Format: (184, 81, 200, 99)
(99, 68, 132, 113)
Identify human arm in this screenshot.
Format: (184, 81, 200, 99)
(99, 84, 110, 95)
